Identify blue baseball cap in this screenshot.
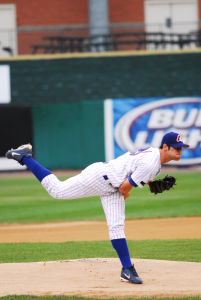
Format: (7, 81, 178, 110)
(160, 132, 189, 149)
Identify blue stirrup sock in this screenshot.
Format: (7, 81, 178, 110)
(23, 157, 52, 182)
(111, 238, 132, 269)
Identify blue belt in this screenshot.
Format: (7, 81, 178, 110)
(103, 175, 118, 190)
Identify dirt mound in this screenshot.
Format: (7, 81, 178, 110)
(0, 258, 201, 298)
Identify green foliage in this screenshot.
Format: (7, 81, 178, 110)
(0, 172, 200, 223)
(0, 239, 200, 263)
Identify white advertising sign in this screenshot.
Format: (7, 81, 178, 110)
(0, 65, 11, 103)
(105, 97, 201, 166)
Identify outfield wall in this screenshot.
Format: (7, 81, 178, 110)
(0, 50, 200, 169)
(0, 50, 201, 103)
(32, 101, 105, 168)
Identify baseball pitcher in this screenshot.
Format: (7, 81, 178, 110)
(6, 131, 189, 284)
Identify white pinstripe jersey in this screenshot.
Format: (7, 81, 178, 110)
(104, 147, 161, 188)
(41, 146, 161, 240)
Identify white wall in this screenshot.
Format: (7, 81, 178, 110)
(0, 65, 11, 103)
(144, 0, 199, 49)
(0, 4, 17, 56)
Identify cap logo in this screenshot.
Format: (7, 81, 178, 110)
(176, 134, 181, 142)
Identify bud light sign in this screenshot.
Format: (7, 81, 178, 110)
(104, 97, 201, 166)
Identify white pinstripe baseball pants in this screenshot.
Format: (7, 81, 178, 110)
(41, 162, 125, 240)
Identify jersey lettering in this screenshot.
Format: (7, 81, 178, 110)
(130, 147, 151, 156)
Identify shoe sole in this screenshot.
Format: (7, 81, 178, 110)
(120, 276, 143, 284)
(18, 144, 32, 150)
(120, 277, 129, 282)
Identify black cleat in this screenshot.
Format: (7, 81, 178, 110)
(121, 264, 143, 284)
(5, 144, 32, 165)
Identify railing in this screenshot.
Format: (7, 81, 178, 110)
(31, 31, 201, 54)
(1, 30, 201, 55)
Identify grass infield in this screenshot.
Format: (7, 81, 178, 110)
(0, 239, 200, 263)
(0, 172, 201, 299)
(0, 172, 200, 223)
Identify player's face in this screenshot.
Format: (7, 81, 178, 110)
(168, 146, 182, 161)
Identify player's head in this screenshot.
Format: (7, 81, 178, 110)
(160, 132, 189, 161)
(160, 132, 189, 149)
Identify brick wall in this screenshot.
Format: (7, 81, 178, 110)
(199, 0, 201, 24)
(1, 0, 199, 26)
(109, 0, 144, 23)
(0, 0, 88, 25)
(0, 0, 88, 53)
(0, 0, 200, 54)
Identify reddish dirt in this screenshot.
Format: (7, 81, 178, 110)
(0, 258, 201, 298)
(0, 217, 201, 298)
(0, 217, 201, 242)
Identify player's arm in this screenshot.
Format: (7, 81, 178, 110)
(118, 178, 133, 200)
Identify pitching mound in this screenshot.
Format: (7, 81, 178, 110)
(0, 258, 201, 298)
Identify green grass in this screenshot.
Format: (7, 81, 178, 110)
(0, 239, 200, 263)
(0, 172, 201, 223)
(1, 173, 200, 300)
(0, 173, 200, 261)
(0, 239, 201, 299)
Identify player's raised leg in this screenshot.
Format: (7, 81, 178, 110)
(5, 144, 98, 200)
(6, 144, 52, 181)
(101, 193, 143, 284)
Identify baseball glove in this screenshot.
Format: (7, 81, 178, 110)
(149, 175, 176, 194)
